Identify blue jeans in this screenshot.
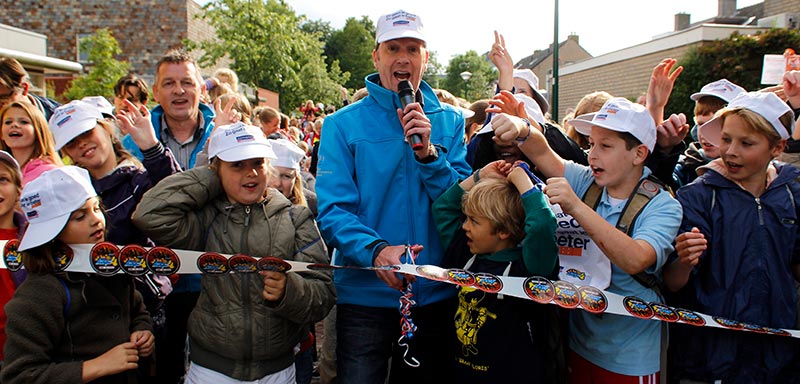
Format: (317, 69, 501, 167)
(336, 300, 454, 384)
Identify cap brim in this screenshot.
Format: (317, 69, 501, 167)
(567, 113, 598, 136)
(459, 107, 476, 119)
(698, 116, 724, 147)
(376, 31, 425, 44)
(532, 90, 550, 114)
(215, 143, 277, 162)
(55, 119, 98, 150)
(18, 214, 70, 251)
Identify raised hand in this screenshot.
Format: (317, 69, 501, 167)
(213, 97, 242, 127)
(490, 31, 514, 91)
(116, 99, 158, 150)
(656, 113, 690, 152)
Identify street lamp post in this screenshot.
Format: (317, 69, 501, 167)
(459, 71, 472, 99)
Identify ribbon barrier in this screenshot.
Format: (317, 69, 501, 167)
(3, 240, 798, 339)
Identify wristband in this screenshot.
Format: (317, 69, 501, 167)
(516, 118, 531, 143)
(472, 168, 481, 184)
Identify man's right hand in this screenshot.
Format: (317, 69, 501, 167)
(374, 244, 420, 290)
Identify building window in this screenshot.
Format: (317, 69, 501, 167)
(76, 33, 91, 64)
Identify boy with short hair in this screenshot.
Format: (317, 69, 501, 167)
(432, 160, 559, 382)
(491, 98, 682, 382)
(690, 79, 746, 141)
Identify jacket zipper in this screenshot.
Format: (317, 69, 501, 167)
(755, 197, 764, 226)
(242, 205, 253, 374)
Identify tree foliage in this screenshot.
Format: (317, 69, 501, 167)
(442, 50, 495, 102)
(423, 50, 444, 89)
(668, 28, 800, 117)
(324, 16, 375, 90)
(62, 28, 130, 101)
(189, 0, 346, 112)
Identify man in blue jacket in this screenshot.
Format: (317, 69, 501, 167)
(121, 49, 213, 383)
(316, 9, 471, 384)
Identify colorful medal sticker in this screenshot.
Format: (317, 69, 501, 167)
(740, 323, 768, 334)
(765, 327, 792, 337)
(650, 303, 679, 323)
(228, 254, 258, 273)
(553, 280, 581, 308)
(622, 296, 654, 320)
(523, 276, 555, 304)
(146, 246, 180, 275)
(712, 316, 744, 331)
(197, 252, 229, 275)
(565, 268, 586, 281)
(415, 265, 449, 282)
(3, 239, 22, 272)
(473, 272, 503, 294)
(52, 242, 74, 272)
(90, 242, 121, 276)
(446, 269, 476, 287)
(119, 245, 148, 276)
(306, 263, 340, 271)
(257, 257, 292, 273)
(578, 286, 608, 314)
(675, 308, 706, 326)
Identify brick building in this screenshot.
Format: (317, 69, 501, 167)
(515, 34, 592, 108)
(554, 0, 799, 119)
(0, 0, 228, 90)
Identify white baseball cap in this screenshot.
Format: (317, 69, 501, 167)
(690, 79, 746, 102)
(270, 138, 306, 170)
(568, 97, 657, 152)
(19, 166, 98, 251)
(49, 100, 103, 150)
(208, 122, 277, 162)
(513, 69, 550, 113)
(699, 91, 793, 147)
(376, 10, 425, 44)
(0, 150, 21, 176)
(81, 96, 115, 118)
(477, 93, 546, 136)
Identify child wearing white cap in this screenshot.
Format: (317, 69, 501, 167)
(0, 100, 63, 185)
(492, 97, 682, 381)
(2, 166, 154, 383)
(664, 91, 799, 382)
(0, 151, 26, 364)
(269, 138, 313, 210)
(689, 78, 746, 141)
(133, 122, 334, 383)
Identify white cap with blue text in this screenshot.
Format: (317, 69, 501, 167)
(208, 122, 277, 162)
(376, 10, 425, 44)
(690, 79, 746, 102)
(700, 91, 793, 147)
(49, 100, 104, 150)
(568, 97, 657, 152)
(19, 166, 97, 251)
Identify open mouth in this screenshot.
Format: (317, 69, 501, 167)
(394, 71, 411, 81)
(591, 166, 605, 177)
(725, 161, 742, 172)
(7, 131, 22, 138)
(91, 229, 104, 240)
(242, 182, 258, 191)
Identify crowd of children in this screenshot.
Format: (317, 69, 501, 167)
(0, 11, 799, 384)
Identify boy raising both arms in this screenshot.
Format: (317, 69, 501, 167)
(491, 98, 681, 383)
(431, 159, 559, 382)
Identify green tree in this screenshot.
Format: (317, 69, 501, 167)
(189, 0, 335, 112)
(443, 50, 495, 102)
(423, 50, 444, 89)
(668, 29, 800, 117)
(63, 28, 130, 101)
(301, 19, 333, 44)
(282, 55, 350, 111)
(325, 16, 375, 90)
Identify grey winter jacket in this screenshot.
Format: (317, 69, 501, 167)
(132, 167, 335, 380)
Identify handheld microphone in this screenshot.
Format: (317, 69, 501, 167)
(397, 80, 424, 151)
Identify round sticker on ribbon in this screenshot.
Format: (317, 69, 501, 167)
(578, 286, 608, 314)
(740, 323, 768, 334)
(416, 265, 449, 282)
(446, 269, 476, 287)
(257, 257, 292, 273)
(229, 254, 258, 273)
(523, 276, 555, 304)
(651, 303, 679, 323)
(713, 316, 744, 331)
(765, 327, 792, 337)
(3, 239, 22, 272)
(146, 247, 180, 275)
(473, 272, 503, 294)
(52, 243, 74, 272)
(553, 281, 581, 308)
(676, 308, 706, 326)
(90, 242, 120, 276)
(623, 296, 654, 319)
(119, 245, 148, 276)
(197, 252, 229, 275)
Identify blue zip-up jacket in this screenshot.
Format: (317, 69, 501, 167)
(316, 74, 471, 308)
(670, 162, 800, 383)
(121, 103, 215, 170)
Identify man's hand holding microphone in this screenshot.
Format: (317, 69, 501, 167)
(396, 80, 435, 159)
